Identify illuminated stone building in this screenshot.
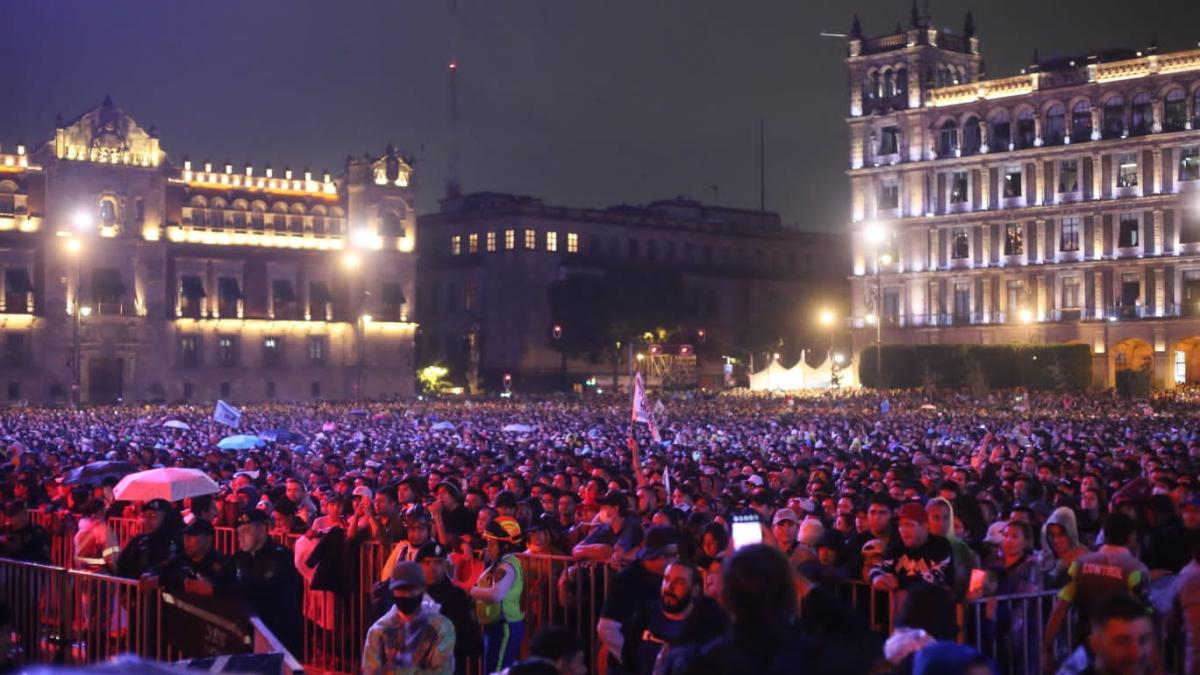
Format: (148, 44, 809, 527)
(0, 98, 416, 404)
(418, 192, 844, 391)
(846, 8, 1200, 388)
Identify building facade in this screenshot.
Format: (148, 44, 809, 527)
(417, 192, 845, 391)
(0, 98, 417, 405)
(845, 9, 1200, 388)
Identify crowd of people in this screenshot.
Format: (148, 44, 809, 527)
(0, 387, 1197, 674)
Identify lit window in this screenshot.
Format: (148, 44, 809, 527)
(1117, 153, 1138, 188)
(1179, 147, 1200, 182)
(878, 126, 899, 155)
(486, 231, 497, 252)
(567, 232, 579, 253)
(468, 233, 478, 253)
(524, 229, 536, 250)
(451, 235, 462, 255)
(1060, 217, 1080, 252)
(878, 181, 899, 210)
(263, 336, 282, 366)
(951, 228, 970, 259)
(1058, 160, 1079, 193)
(1004, 223, 1023, 256)
(1062, 277, 1081, 308)
(1119, 214, 1139, 248)
(504, 229, 515, 251)
(546, 231, 558, 252)
(949, 172, 968, 204)
(1003, 167, 1023, 198)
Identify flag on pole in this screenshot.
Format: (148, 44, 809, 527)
(631, 371, 661, 443)
(663, 464, 672, 497)
(212, 400, 241, 428)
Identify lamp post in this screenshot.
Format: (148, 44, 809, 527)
(818, 308, 839, 386)
(342, 249, 368, 400)
(863, 222, 890, 388)
(66, 237, 84, 407)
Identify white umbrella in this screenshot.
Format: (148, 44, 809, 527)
(502, 423, 535, 433)
(162, 420, 191, 430)
(430, 421, 456, 431)
(113, 467, 220, 502)
(919, 404, 938, 411)
(218, 434, 264, 450)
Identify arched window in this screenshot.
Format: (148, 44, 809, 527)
(962, 117, 982, 155)
(1103, 96, 1126, 139)
(1165, 89, 1187, 132)
(989, 110, 1012, 151)
(231, 210, 246, 230)
(869, 72, 881, 99)
(99, 199, 117, 228)
(1015, 108, 1036, 150)
(883, 70, 895, 98)
(1130, 93, 1152, 135)
(311, 206, 327, 236)
(329, 207, 345, 236)
(938, 120, 959, 156)
(1071, 101, 1093, 142)
(250, 204, 265, 231)
(271, 203, 287, 234)
(895, 67, 908, 102)
(381, 211, 404, 237)
(937, 65, 948, 87)
(1044, 105, 1066, 145)
(289, 215, 303, 234)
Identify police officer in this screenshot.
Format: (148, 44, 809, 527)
(149, 518, 233, 596)
(231, 508, 302, 655)
(116, 499, 181, 580)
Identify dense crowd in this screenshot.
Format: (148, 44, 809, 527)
(0, 387, 1198, 674)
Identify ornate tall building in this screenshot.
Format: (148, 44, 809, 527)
(0, 98, 417, 404)
(846, 8, 1200, 388)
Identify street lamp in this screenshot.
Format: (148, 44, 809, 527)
(342, 252, 360, 269)
(862, 221, 890, 388)
(72, 210, 94, 232)
(818, 308, 840, 386)
(66, 236, 84, 407)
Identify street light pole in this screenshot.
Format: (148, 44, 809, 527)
(875, 251, 883, 388)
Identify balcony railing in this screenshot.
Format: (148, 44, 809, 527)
(861, 304, 1195, 329)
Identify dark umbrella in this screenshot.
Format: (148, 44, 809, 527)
(62, 460, 138, 486)
(349, 409, 369, 417)
(259, 429, 302, 443)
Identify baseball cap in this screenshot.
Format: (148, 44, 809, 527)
(598, 491, 626, 508)
(483, 516, 522, 543)
(746, 474, 765, 487)
(414, 542, 449, 563)
(182, 519, 215, 537)
(236, 509, 269, 526)
(897, 501, 928, 523)
(861, 539, 886, 557)
(772, 508, 800, 526)
(142, 499, 171, 513)
(389, 561, 426, 590)
(352, 485, 373, 500)
(637, 526, 680, 561)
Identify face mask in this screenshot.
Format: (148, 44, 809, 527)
(393, 594, 423, 615)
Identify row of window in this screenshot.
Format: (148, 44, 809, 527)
(875, 145, 1200, 217)
(179, 380, 324, 401)
(184, 208, 346, 237)
(450, 230, 579, 255)
(447, 230, 820, 275)
(176, 275, 407, 321)
(177, 334, 326, 368)
(872, 89, 1200, 162)
(941, 213, 1152, 262)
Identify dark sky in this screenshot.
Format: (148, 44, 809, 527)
(3, 1, 1200, 232)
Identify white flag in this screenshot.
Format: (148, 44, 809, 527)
(631, 371, 661, 443)
(213, 400, 241, 428)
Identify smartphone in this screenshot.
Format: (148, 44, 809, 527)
(730, 512, 762, 550)
(967, 568, 988, 600)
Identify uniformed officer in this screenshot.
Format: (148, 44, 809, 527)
(231, 508, 302, 655)
(147, 518, 233, 596)
(116, 499, 181, 580)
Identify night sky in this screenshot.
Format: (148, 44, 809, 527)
(3, 0, 1200, 232)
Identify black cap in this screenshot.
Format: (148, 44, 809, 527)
(637, 526, 680, 561)
(182, 519, 215, 537)
(236, 509, 269, 526)
(414, 542, 449, 562)
(598, 491, 626, 508)
(142, 499, 171, 513)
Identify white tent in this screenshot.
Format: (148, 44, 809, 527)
(749, 352, 856, 391)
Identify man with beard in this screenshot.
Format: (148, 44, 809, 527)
(621, 559, 728, 675)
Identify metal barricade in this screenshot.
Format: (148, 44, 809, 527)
(66, 568, 163, 663)
(109, 517, 143, 548)
(517, 554, 612, 673)
(0, 557, 70, 663)
(828, 579, 896, 636)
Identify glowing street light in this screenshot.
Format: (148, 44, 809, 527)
(818, 309, 835, 326)
(65, 238, 82, 254)
(863, 221, 889, 245)
(79, 306, 92, 318)
(72, 210, 94, 232)
(865, 313, 878, 325)
(833, 352, 846, 365)
(361, 313, 373, 324)
(342, 252, 360, 269)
